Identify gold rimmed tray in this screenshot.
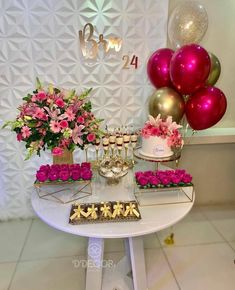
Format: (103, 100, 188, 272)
(69, 200, 141, 224)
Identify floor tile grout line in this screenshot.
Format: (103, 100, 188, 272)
(7, 218, 34, 290)
(155, 232, 181, 290)
(161, 240, 227, 249)
(161, 245, 182, 290)
(17, 254, 87, 263)
(227, 241, 235, 254)
(198, 207, 235, 244)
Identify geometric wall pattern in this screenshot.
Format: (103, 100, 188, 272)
(0, 0, 168, 219)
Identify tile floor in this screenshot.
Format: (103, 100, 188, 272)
(0, 205, 235, 290)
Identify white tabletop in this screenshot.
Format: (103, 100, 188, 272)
(32, 167, 194, 239)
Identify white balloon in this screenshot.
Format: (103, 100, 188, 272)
(168, 1, 208, 49)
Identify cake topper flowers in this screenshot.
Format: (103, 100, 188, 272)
(3, 78, 103, 159)
(141, 114, 183, 148)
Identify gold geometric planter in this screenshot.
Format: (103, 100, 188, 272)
(53, 148, 74, 164)
(34, 180, 92, 204)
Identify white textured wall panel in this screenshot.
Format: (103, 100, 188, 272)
(0, 0, 168, 219)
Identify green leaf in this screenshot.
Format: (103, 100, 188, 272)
(83, 101, 92, 111)
(79, 88, 92, 100)
(2, 120, 24, 130)
(2, 121, 12, 129)
(24, 147, 35, 160)
(22, 94, 32, 102)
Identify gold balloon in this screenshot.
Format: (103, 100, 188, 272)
(168, 1, 208, 49)
(206, 52, 221, 86)
(148, 87, 185, 123)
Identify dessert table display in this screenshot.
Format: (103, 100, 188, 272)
(32, 160, 194, 290)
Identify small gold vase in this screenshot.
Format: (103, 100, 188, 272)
(53, 148, 74, 164)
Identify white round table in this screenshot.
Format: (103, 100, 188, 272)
(32, 170, 194, 290)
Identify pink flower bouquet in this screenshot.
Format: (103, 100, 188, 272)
(135, 169, 192, 188)
(3, 78, 103, 159)
(35, 162, 93, 183)
(141, 115, 183, 148)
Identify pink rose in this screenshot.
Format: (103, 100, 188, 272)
(175, 169, 186, 175)
(77, 116, 85, 124)
(48, 171, 58, 181)
(182, 174, 192, 184)
(165, 170, 174, 176)
(80, 169, 92, 180)
(36, 91, 47, 101)
(70, 164, 81, 171)
(138, 176, 148, 187)
(151, 127, 161, 136)
(144, 171, 154, 178)
(81, 162, 91, 169)
(60, 164, 69, 171)
(59, 170, 70, 181)
(36, 171, 48, 182)
(156, 172, 165, 179)
(149, 176, 160, 186)
(59, 120, 68, 129)
(55, 98, 65, 108)
(87, 133, 95, 142)
(71, 170, 81, 181)
(50, 164, 61, 171)
(160, 176, 171, 186)
(52, 147, 64, 156)
(17, 133, 23, 141)
(135, 172, 143, 179)
(69, 164, 77, 170)
(171, 175, 181, 184)
(39, 165, 50, 173)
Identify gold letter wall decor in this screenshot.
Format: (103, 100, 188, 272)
(79, 23, 122, 59)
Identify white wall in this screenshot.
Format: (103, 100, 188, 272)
(0, 0, 169, 219)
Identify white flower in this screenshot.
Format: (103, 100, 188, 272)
(148, 114, 161, 126)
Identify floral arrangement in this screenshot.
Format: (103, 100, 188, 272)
(3, 78, 103, 159)
(141, 115, 183, 148)
(135, 169, 192, 188)
(36, 162, 92, 183)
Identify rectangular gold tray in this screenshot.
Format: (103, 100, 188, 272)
(69, 200, 141, 224)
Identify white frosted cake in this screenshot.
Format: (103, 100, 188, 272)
(140, 136, 173, 158)
(140, 114, 183, 158)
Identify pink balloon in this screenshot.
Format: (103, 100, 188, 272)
(185, 86, 227, 130)
(147, 48, 174, 88)
(170, 44, 211, 95)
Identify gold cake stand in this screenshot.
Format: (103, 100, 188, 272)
(133, 147, 181, 169)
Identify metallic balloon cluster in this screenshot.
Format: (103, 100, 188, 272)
(147, 2, 226, 131)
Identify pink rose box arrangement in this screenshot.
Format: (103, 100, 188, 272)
(134, 169, 194, 206)
(135, 169, 193, 189)
(35, 162, 92, 184)
(34, 162, 93, 204)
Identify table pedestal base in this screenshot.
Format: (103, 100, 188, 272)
(85, 236, 147, 290)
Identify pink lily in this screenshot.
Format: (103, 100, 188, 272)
(72, 124, 84, 145)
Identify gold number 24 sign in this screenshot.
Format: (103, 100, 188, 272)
(79, 23, 139, 69)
